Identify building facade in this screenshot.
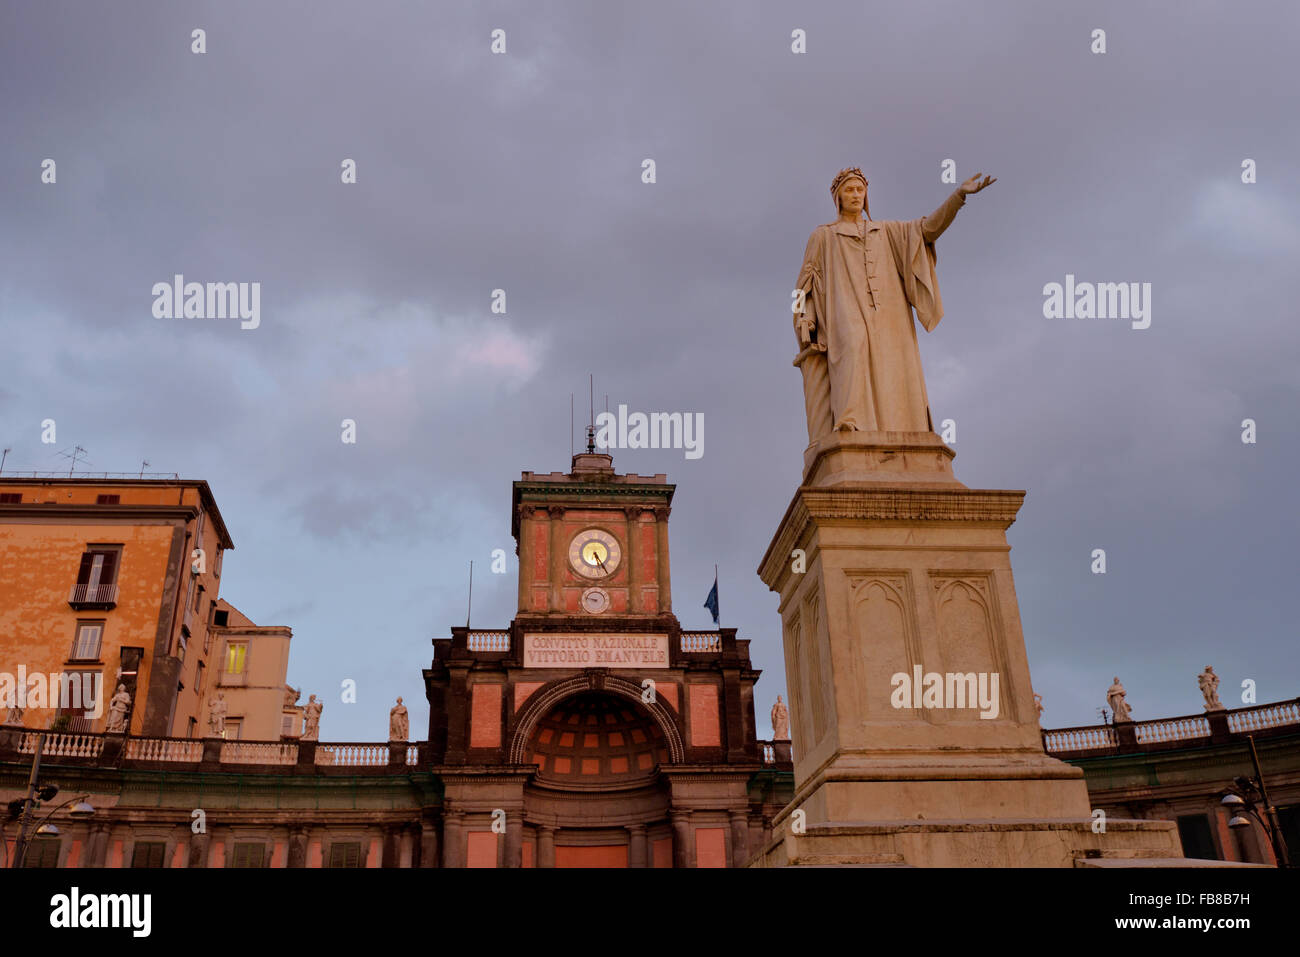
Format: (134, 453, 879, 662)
(2, 465, 1296, 868)
(0, 476, 297, 741)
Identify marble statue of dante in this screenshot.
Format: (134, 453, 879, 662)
(389, 697, 409, 742)
(794, 167, 995, 442)
(208, 692, 228, 736)
(771, 695, 790, 740)
(1198, 666, 1223, 711)
(1106, 677, 1132, 723)
(302, 694, 323, 741)
(104, 684, 132, 733)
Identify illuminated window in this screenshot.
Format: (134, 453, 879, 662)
(224, 641, 247, 675)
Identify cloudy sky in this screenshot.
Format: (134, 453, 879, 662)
(2, 1, 1297, 741)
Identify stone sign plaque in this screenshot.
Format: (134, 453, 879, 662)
(523, 633, 669, 669)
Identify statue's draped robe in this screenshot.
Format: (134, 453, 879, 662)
(795, 189, 965, 434)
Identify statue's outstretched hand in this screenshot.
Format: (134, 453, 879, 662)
(960, 172, 996, 195)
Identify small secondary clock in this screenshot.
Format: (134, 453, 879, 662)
(568, 528, 621, 579)
(581, 587, 611, 614)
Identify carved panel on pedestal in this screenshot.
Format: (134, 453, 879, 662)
(929, 574, 1014, 723)
(846, 572, 928, 721)
(782, 610, 806, 757)
(802, 594, 829, 746)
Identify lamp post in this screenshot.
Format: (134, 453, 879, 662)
(5, 730, 96, 868)
(1221, 734, 1291, 868)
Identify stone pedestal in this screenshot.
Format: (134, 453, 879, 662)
(752, 431, 1185, 867)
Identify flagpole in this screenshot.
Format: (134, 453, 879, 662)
(714, 564, 719, 629)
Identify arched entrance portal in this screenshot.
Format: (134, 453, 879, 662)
(522, 692, 675, 868)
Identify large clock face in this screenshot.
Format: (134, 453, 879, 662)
(568, 528, 621, 579)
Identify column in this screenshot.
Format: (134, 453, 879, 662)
(626, 824, 648, 868)
(419, 818, 440, 868)
(537, 826, 556, 868)
(548, 506, 566, 612)
(517, 506, 533, 613)
(654, 507, 671, 612)
(504, 814, 523, 868)
(670, 810, 693, 868)
(87, 823, 111, 868)
(382, 825, 401, 868)
(729, 811, 749, 867)
(287, 828, 308, 868)
(624, 508, 641, 614)
(441, 810, 464, 869)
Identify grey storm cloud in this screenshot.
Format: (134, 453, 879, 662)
(2, 0, 1297, 739)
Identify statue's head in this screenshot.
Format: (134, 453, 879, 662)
(396, 696, 403, 705)
(831, 167, 869, 217)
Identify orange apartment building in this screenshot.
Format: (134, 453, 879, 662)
(0, 475, 298, 740)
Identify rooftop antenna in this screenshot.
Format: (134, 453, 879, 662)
(56, 446, 89, 477)
(586, 374, 595, 453)
(0, 448, 9, 475)
(139, 459, 150, 479)
(465, 560, 474, 629)
(570, 393, 575, 460)
(1097, 707, 1110, 726)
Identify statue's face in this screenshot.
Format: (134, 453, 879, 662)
(837, 177, 867, 215)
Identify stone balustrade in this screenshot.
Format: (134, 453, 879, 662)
(466, 630, 510, 652)
(125, 737, 205, 762)
(1042, 697, 1300, 757)
(221, 740, 298, 765)
(680, 631, 721, 652)
(1227, 699, 1300, 733)
(315, 743, 389, 766)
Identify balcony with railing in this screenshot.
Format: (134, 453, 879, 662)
(67, 582, 118, 610)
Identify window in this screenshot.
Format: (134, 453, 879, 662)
(224, 641, 247, 675)
(23, 838, 61, 867)
(77, 547, 120, 585)
(70, 621, 104, 662)
(214, 547, 223, 579)
(231, 843, 266, 868)
(177, 626, 189, 663)
(187, 717, 197, 739)
(213, 609, 229, 628)
(195, 661, 205, 696)
(131, 842, 166, 868)
(225, 718, 243, 740)
(327, 842, 362, 868)
(0, 493, 21, 504)
(194, 583, 205, 612)
(1177, 814, 1218, 860)
(96, 494, 121, 505)
(281, 714, 294, 737)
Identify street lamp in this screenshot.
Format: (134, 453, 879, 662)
(1220, 735, 1291, 868)
(4, 794, 95, 867)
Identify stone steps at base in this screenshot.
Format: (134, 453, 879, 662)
(1074, 857, 1268, 868)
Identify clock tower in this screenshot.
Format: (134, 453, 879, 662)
(422, 449, 793, 868)
(512, 450, 674, 624)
